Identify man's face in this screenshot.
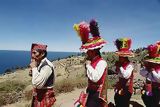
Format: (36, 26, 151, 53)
(31, 50, 43, 61)
(119, 56, 128, 63)
(86, 50, 96, 60)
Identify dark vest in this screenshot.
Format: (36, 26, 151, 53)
(39, 60, 54, 87)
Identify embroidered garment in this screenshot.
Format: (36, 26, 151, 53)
(32, 88, 56, 107)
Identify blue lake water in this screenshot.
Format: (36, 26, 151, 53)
(0, 50, 79, 74)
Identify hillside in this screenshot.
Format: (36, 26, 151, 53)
(0, 55, 146, 107)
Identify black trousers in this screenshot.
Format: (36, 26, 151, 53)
(86, 90, 102, 107)
(114, 91, 132, 107)
(142, 87, 160, 107)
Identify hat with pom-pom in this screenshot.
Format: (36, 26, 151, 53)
(114, 38, 134, 57)
(145, 41, 160, 64)
(73, 19, 106, 52)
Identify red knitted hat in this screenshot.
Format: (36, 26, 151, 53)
(31, 43, 47, 52)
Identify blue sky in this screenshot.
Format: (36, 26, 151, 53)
(0, 0, 159, 52)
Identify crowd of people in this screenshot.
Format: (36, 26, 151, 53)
(29, 19, 160, 107)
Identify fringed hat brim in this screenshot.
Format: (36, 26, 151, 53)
(80, 37, 106, 52)
(145, 58, 160, 64)
(115, 51, 134, 57)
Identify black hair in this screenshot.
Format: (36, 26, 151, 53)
(115, 39, 123, 50)
(95, 49, 101, 56)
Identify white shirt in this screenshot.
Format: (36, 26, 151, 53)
(32, 58, 55, 89)
(86, 60, 107, 83)
(117, 64, 134, 79)
(152, 70, 160, 83)
(140, 68, 160, 83)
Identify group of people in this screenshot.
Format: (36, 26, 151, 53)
(28, 19, 160, 107)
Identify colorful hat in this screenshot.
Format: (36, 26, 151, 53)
(73, 19, 106, 52)
(114, 38, 134, 57)
(145, 41, 160, 64)
(31, 43, 47, 52)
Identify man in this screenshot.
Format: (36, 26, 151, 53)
(74, 19, 108, 107)
(30, 43, 56, 107)
(85, 49, 107, 107)
(114, 38, 134, 107)
(140, 41, 160, 107)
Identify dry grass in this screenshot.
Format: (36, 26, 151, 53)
(24, 89, 32, 101)
(54, 79, 75, 94)
(54, 73, 116, 95)
(0, 80, 28, 106)
(56, 73, 62, 77)
(0, 73, 117, 106)
(54, 75, 87, 95)
(0, 80, 27, 92)
(74, 78, 87, 89)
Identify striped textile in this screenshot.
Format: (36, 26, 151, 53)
(32, 88, 56, 107)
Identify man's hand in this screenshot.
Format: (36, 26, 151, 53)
(30, 60, 38, 68)
(85, 60, 91, 65)
(29, 68, 32, 76)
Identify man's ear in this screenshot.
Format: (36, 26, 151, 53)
(41, 52, 45, 57)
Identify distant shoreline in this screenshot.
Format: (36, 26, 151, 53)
(0, 50, 80, 74)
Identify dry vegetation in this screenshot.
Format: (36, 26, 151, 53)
(0, 56, 88, 106)
(0, 48, 147, 106)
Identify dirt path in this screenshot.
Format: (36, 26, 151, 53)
(54, 88, 145, 107)
(3, 88, 145, 107)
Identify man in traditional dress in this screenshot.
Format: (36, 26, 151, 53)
(29, 43, 56, 107)
(113, 38, 134, 107)
(73, 19, 108, 107)
(140, 41, 160, 107)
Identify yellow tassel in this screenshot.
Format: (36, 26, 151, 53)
(73, 24, 79, 31)
(73, 24, 81, 37)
